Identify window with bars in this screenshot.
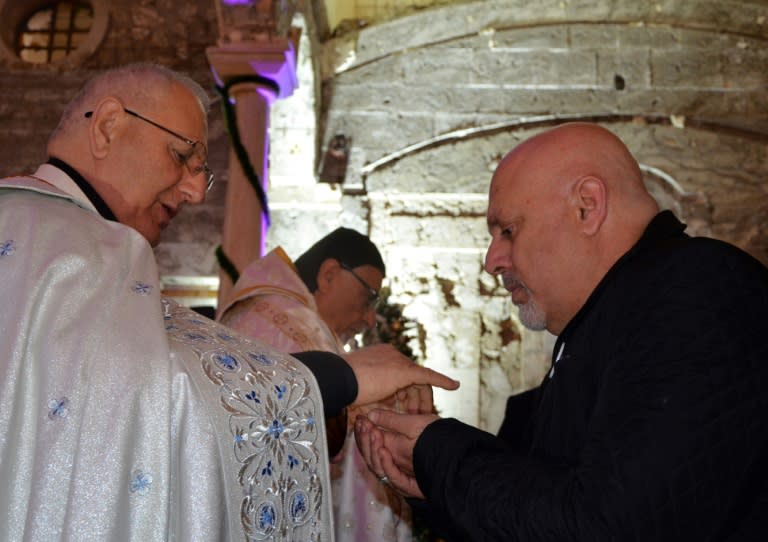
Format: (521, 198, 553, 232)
(16, 2, 94, 64)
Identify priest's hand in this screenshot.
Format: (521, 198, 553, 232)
(354, 409, 440, 499)
(342, 344, 459, 411)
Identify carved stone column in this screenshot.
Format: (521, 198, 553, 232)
(207, 1, 299, 311)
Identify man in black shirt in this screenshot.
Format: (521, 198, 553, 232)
(355, 122, 768, 541)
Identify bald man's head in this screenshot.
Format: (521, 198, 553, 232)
(485, 122, 659, 334)
(493, 122, 646, 198)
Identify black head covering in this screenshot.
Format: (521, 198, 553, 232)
(294, 227, 386, 292)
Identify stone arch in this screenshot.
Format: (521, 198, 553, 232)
(324, 0, 767, 74)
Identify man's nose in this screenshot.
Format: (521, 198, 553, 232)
(362, 306, 377, 330)
(484, 236, 506, 275)
(178, 167, 206, 204)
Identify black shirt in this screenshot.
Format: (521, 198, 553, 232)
(414, 212, 768, 541)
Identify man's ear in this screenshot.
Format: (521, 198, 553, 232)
(87, 97, 123, 159)
(571, 175, 607, 236)
(316, 258, 341, 293)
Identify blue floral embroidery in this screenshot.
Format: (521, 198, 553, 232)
(287, 454, 300, 469)
(162, 299, 326, 539)
(274, 383, 287, 400)
(257, 503, 276, 534)
(248, 352, 274, 366)
(214, 353, 239, 371)
(132, 282, 152, 295)
(268, 419, 284, 439)
(0, 240, 15, 257)
(47, 397, 69, 420)
(130, 470, 153, 495)
(290, 492, 308, 523)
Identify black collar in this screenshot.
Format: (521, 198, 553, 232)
(46, 157, 117, 221)
(552, 210, 687, 355)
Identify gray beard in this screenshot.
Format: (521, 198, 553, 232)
(516, 297, 547, 331)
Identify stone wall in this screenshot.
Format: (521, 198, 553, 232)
(0, 0, 766, 431)
(310, 0, 768, 430)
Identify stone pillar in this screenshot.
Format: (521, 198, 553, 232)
(207, 39, 298, 311)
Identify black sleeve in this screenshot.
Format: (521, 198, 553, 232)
(496, 387, 540, 449)
(414, 418, 571, 542)
(412, 243, 768, 541)
(291, 350, 358, 417)
(407, 387, 542, 542)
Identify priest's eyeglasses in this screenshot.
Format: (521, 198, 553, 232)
(85, 108, 215, 192)
(339, 261, 380, 309)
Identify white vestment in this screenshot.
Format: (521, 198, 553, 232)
(0, 166, 333, 541)
(220, 251, 413, 542)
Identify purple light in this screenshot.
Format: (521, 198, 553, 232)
(222, 0, 254, 5)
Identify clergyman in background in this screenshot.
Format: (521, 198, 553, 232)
(219, 227, 417, 542)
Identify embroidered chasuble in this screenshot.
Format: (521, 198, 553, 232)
(0, 167, 334, 541)
(220, 249, 413, 542)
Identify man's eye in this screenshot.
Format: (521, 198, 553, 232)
(173, 149, 194, 164)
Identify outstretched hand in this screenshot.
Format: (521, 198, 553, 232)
(343, 344, 459, 409)
(354, 409, 440, 499)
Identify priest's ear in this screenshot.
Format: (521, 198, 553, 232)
(316, 258, 342, 293)
(86, 97, 123, 159)
(571, 175, 607, 236)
